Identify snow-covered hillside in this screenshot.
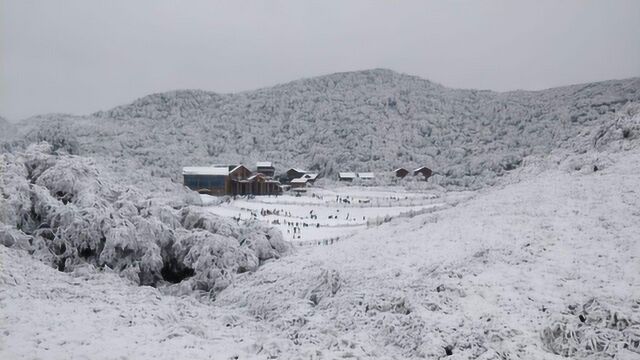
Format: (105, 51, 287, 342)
(1, 74, 640, 359)
(7, 69, 640, 188)
(2, 114, 639, 358)
(216, 145, 640, 359)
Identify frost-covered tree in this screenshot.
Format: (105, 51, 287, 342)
(0, 143, 291, 295)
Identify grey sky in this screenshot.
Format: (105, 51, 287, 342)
(2, 0, 639, 120)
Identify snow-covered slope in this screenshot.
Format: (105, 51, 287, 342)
(2, 137, 638, 359)
(2, 74, 640, 359)
(0, 244, 276, 360)
(214, 143, 640, 359)
(9, 69, 640, 188)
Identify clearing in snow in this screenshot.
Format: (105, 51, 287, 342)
(203, 186, 457, 244)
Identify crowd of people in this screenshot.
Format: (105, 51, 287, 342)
(228, 191, 428, 241)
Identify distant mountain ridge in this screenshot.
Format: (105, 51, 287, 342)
(0, 116, 17, 144)
(8, 69, 640, 188)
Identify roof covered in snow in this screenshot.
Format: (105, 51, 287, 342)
(210, 164, 236, 169)
(229, 165, 250, 174)
(287, 168, 307, 174)
(256, 161, 273, 168)
(358, 172, 375, 179)
(182, 166, 229, 176)
(290, 178, 308, 184)
(302, 173, 318, 180)
(339, 172, 357, 178)
(247, 174, 266, 181)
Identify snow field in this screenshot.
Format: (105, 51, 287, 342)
(204, 188, 450, 244)
(216, 147, 640, 359)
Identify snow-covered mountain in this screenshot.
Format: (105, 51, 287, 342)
(9, 69, 640, 188)
(2, 72, 640, 359)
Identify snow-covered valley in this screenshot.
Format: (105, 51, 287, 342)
(2, 139, 639, 359)
(1, 74, 640, 359)
(4, 0, 640, 356)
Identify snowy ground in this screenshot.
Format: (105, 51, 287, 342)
(216, 150, 640, 358)
(0, 245, 277, 360)
(203, 186, 454, 244)
(1, 149, 640, 359)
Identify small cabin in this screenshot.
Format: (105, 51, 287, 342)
(394, 168, 409, 178)
(338, 172, 357, 182)
(301, 173, 319, 184)
(358, 172, 375, 181)
(413, 166, 433, 180)
(256, 161, 275, 178)
(290, 177, 309, 188)
(286, 168, 307, 181)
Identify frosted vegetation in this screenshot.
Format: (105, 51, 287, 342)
(1, 71, 640, 359)
(215, 106, 640, 359)
(0, 143, 290, 296)
(5, 69, 640, 188)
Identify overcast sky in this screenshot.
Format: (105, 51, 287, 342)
(2, 0, 639, 120)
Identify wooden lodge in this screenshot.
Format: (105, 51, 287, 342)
(301, 173, 318, 184)
(182, 164, 282, 196)
(182, 166, 230, 196)
(247, 173, 282, 195)
(256, 161, 275, 178)
(394, 168, 409, 178)
(290, 177, 309, 188)
(413, 166, 433, 180)
(285, 168, 307, 181)
(338, 172, 357, 182)
(358, 172, 375, 180)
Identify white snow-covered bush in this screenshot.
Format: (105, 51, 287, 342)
(166, 229, 259, 295)
(303, 268, 342, 306)
(239, 221, 290, 262)
(180, 206, 240, 238)
(0, 143, 291, 295)
(594, 102, 640, 151)
(0, 225, 32, 250)
(179, 206, 289, 263)
(541, 298, 640, 358)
